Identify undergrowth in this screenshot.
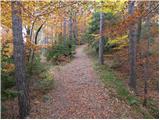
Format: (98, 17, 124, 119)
(27, 54, 55, 93)
(47, 41, 76, 64)
(34, 70, 54, 94)
(2, 54, 55, 117)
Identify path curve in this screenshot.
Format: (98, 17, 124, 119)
(29, 45, 140, 119)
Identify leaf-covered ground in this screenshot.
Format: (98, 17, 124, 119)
(28, 45, 143, 119)
(103, 38, 159, 118)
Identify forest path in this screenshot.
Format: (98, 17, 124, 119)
(29, 45, 138, 119)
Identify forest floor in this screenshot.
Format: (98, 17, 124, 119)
(2, 45, 155, 119)
(28, 45, 145, 119)
(102, 38, 159, 118)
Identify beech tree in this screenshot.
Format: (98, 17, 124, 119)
(11, 1, 30, 118)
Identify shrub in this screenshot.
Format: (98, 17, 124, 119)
(35, 71, 54, 93)
(1, 54, 16, 101)
(2, 89, 19, 101)
(1, 73, 15, 91)
(26, 55, 46, 75)
(47, 41, 76, 62)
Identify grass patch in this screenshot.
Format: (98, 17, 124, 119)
(94, 63, 139, 106)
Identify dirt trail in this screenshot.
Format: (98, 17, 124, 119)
(29, 45, 140, 119)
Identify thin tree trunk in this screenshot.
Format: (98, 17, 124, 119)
(30, 22, 45, 73)
(137, 18, 142, 43)
(25, 27, 31, 61)
(143, 58, 148, 106)
(55, 32, 58, 45)
(11, 1, 30, 118)
(34, 22, 45, 44)
(29, 20, 46, 62)
(128, 1, 137, 92)
(143, 1, 151, 106)
(51, 26, 54, 47)
(137, 2, 143, 43)
(30, 17, 38, 41)
(74, 17, 78, 45)
(63, 17, 66, 46)
(28, 17, 38, 62)
(99, 12, 105, 65)
(69, 15, 73, 44)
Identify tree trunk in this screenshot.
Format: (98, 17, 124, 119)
(63, 17, 66, 46)
(128, 1, 137, 92)
(28, 17, 38, 62)
(11, 1, 30, 118)
(143, 1, 151, 106)
(137, 2, 143, 43)
(74, 17, 78, 45)
(137, 18, 142, 43)
(99, 12, 105, 65)
(30, 22, 45, 73)
(34, 22, 45, 45)
(69, 15, 73, 44)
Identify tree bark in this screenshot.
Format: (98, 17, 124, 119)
(28, 17, 38, 62)
(137, 2, 143, 43)
(30, 17, 38, 41)
(99, 12, 105, 65)
(128, 1, 137, 92)
(11, 1, 30, 118)
(74, 17, 78, 45)
(143, 1, 151, 106)
(34, 22, 45, 45)
(137, 18, 142, 43)
(29, 22, 45, 73)
(63, 17, 66, 46)
(69, 15, 73, 44)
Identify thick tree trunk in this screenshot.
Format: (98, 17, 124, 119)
(99, 12, 105, 64)
(11, 1, 30, 118)
(128, 1, 137, 92)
